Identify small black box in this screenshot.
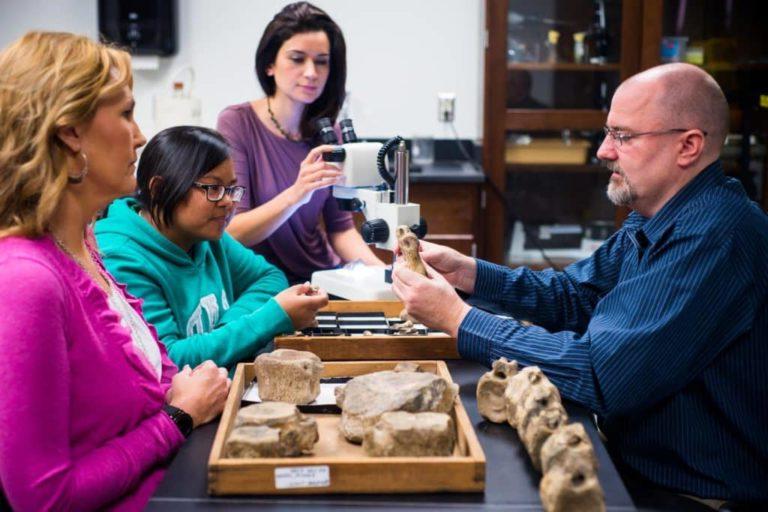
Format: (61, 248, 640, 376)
(98, 0, 177, 56)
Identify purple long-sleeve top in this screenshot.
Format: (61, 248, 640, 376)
(0, 235, 185, 511)
(217, 102, 354, 283)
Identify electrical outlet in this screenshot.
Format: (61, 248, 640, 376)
(438, 92, 456, 123)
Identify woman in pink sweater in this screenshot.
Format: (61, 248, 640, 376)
(0, 32, 230, 511)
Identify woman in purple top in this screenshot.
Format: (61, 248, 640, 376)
(0, 32, 229, 511)
(218, 2, 384, 283)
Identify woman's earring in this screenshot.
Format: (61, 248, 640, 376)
(67, 152, 88, 184)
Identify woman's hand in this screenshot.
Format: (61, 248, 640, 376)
(288, 144, 344, 206)
(275, 282, 329, 329)
(169, 361, 230, 428)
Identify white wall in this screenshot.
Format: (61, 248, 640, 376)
(0, 0, 485, 141)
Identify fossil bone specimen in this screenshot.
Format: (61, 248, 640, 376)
(396, 225, 427, 276)
(476, 358, 518, 423)
(226, 401, 319, 457)
(518, 403, 569, 471)
(335, 370, 458, 443)
(505, 366, 561, 428)
(539, 456, 605, 512)
(254, 349, 323, 404)
(363, 411, 456, 457)
(540, 422, 598, 475)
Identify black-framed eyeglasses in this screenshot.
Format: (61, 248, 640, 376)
(603, 126, 708, 147)
(192, 182, 246, 202)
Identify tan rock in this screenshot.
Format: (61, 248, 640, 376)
(505, 366, 561, 428)
(363, 411, 456, 457)
(477, 358, 518, 423)
(394, 361, 423, 373)
(540, 423, 598, 475)
(396, 225, 427, 276)
(335, 370, 458, 443)
(226, 402, 319, 457)
(540, 457, 605, 512)
(518, 403, 569, 471)
(254, 349, 323, 404)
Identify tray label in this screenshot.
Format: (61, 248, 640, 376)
(274, 465, 330, 489)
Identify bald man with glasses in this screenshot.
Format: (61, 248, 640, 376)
(392, 63, 768, 507)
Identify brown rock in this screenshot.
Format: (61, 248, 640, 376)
(363, 411, 456, 456)
(226, 402, 319, 457)
(477, 358, 519, 423)
(540, 423, 598, 475)
(540, 457, 605, 512)
(254, 349, 323, 404)
(335, 370, 458, 443)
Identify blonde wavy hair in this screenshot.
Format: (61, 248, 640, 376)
(0, 31, 132, 239)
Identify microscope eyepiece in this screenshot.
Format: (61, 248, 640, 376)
(339, 118, 358, 143)
(315, 117, 339, 145)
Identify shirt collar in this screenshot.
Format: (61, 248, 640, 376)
(636, 159, 725, 245)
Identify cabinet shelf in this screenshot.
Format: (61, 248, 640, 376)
(506, 163, 603, 173)
(505, 109, 607, 131)
(507, 62, 621, 72)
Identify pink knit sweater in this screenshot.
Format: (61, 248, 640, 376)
(0, 235, 185, 511)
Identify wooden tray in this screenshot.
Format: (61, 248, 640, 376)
(208, 360, 486, 495)
(274, 301, 460, 360)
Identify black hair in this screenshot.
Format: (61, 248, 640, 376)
(255, 1, 346, 141)
(136, 126, 230, 227)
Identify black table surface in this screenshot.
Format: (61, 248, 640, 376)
(149, 359, 639, 511)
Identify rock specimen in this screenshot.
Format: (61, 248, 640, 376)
(476, 358, 518, 423)
(518, 403, 569, 471)
(540, 457, 605, 512)
(363, 411, 456, 457)
(394, 361, 422, 373)
(505, 366, 561, 428)
(335, 370, 458, 443)
(396, 225, 427, 276)
(540, 423, 598, 475)
(254, 349, 323, 404)
(226, 401, 319, 458)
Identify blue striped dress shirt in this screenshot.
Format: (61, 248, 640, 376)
(458, 161, 768, 503)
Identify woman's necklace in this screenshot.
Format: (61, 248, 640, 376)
(51, 233, 110, 293)
(266, 96, 301, 142)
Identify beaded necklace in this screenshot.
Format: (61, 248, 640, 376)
(266, 96, 301, 142)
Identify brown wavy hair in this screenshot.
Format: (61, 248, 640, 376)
(0, 31, 132, 239)
(255, 2, 346, 141)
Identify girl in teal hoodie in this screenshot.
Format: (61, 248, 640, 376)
(96, 126, 328, 370)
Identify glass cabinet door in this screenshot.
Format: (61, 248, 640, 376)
(659, 0, 768, 209)
(502, 0, 627, 268)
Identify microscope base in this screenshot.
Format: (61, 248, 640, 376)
(311, 266, 397, 301)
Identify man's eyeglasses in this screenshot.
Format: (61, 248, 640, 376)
(603, 126, 708, 147)
(192, 182, 246, 202)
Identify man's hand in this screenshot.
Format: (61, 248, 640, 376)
(391, 261, 471, 338)
(395, 240, 477, 294)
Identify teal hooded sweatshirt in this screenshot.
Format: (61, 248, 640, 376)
(95, 197, 293, 370)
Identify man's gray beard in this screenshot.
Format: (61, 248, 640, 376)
(605, 162, 635, 206)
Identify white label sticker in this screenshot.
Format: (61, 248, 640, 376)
(274, 465, 331, 489)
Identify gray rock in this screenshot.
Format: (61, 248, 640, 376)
(363, 411, 456, 457)
(335, 370, 458, 443)
(476, 358, 518, 423)
(254, 349, 323, 404)
(226, 402, 319, 458)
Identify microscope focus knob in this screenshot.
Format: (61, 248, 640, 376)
(361, 219, 389, 244)
(411, 218, 428, 239)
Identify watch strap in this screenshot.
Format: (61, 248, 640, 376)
(163, 404, 193, 438)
